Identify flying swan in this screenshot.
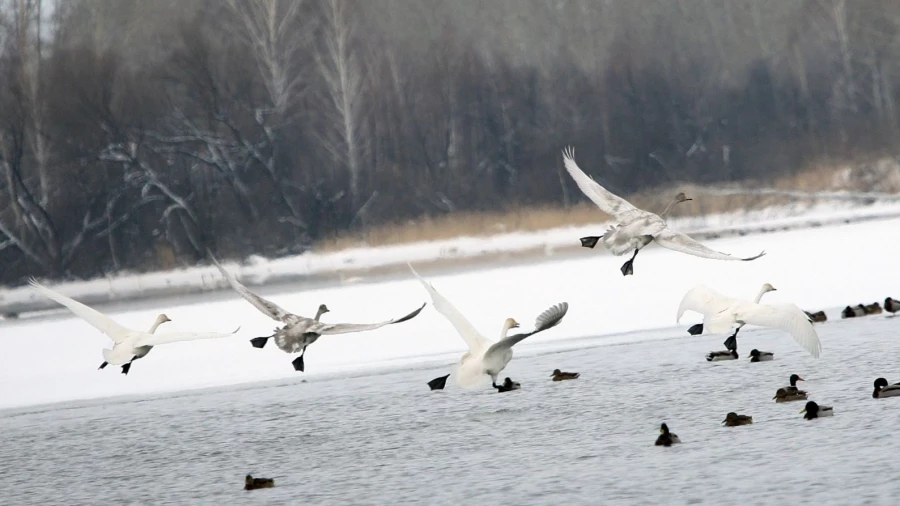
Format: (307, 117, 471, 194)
(561, 146, 765, 275)
(29, 279, 240, 371)
(211, 255, 425, 372)
(409, 263, 568, 389)
(676, 284, 822, 359)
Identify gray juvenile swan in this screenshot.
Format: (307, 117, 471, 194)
(211, 255, 425, 372)
(561, 146, 765, 275)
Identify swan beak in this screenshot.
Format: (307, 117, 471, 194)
(799, 408, 807, 414)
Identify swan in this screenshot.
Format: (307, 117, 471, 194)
(677, 284, 822, 359)
(687, 283, 777, 350)
(29, 279, 239, 369)
(211, 255, 425, 372)
(722, 412, 753, 426)
(408, 263, 568, 389)
(873, 378, 900, 398)
(655, 423, 681, 446)
(885, 297, 899, 317)
(244, 475, 275, 490)
(97, 313, 171, 375)
(561, 146, 765, 275)
(427, 373, 451, 391)
(800, 401, 833, 419)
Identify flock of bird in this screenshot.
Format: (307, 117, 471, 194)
(20, 146, 898, 473)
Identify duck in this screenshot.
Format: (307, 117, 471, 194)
(409, 263, 568, 389)
(427, 374, 451, 391)
(561, 147, 764, 276)
(873, 378, 900, 398)
(864, 303, 883, 315)
(551, 369, 580, 381)
(749, 349, 774, 362)
(244, 475, 275, 490)
(211, 254, 425, 372)
(678, 283, 822, 359)
(773, 374, 808, 402)
(800, 401, 833, 419)
(655, 423, 682, 446)
(706, 349, 739, 361)
(842, 305, 867, 318)
(722, 412, 753, 426)
(494, 377, 521, 392)
(885, 297, 899, 317)
(804, 310, 827, 323)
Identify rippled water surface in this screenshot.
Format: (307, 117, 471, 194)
(3, 315, 900, 505)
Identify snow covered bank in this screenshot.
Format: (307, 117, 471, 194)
(2, 199, 900, 316)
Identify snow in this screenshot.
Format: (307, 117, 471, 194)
(0, 213, 898, 410)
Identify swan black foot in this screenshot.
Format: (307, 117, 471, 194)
(620, 259, 634, 276)
(687, 324, 704, 336)
(292, 355, 305, 372)
(580, 236, 601, 249)
(427, 374, 450, 391)
(250, 337, 269, 349)
(723, 333, 738, 352)
(121, 362, 132, 375)
(98, 361, 108, 370)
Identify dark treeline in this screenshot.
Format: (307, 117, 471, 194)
(1, 0, 898, 284)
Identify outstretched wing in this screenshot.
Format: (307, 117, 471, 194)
(653, 229, 766, 262)
(739, 303, 822, 359)
(316, 303, 426, 335)
(561, 147, 638, 219)
(485, 302, 569, 356)
(408, 263, 492, 353)
(677, 285, 733, 323)
(210, 254, 297, 324)
(135, 327, 241, 347)
(29, 279, 132, 344)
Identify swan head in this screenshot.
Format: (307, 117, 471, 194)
(673, 192, 692, 203)
(503, 318, 520, 331)
(761, 283, 777, 293)
(318, 304, 330, 314)
(155, 314, 171, 325)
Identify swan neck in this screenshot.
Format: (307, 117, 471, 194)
(753, 285, 770, 303)
(148, 319, 165, 334)
(314, 307, 326, 321)
(500, 321, 514, 339)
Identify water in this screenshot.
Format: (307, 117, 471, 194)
(3, 314, 899, 505)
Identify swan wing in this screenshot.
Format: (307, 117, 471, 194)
(316, 303, 426, 335)
(29, 279, 132, 344)
(653, 229, 766, 262)
(135, 327, 241, 347)
(408, 263, 491, 352)
(737, 303, 822, 358)
(561, 146, 638, 219)
(676, 284, 735, 324)
(485, 302, 569, 356)
(211, 255, 297, 323)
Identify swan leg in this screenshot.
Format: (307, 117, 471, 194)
(121, 362, 132, 375)
(249, 336, 270, 349)
(292, 348, 306, 372)
(620, 249, 639, 276)
(723, 332, 738, 352)
(98, 361, 108, 370)
(427, 374, 450, 391)
(687, 323, 704, 336)
(579, 236, 601, 249)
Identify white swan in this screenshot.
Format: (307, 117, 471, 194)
(688, 283, 777, 351)
(561, 146, 765, 275)
(677, 284, 822, 359)
(211, 255, 425, 372)
(98, 313, 171, 375)
(29, 279, 240, 370)
(408, 263, 568, 389)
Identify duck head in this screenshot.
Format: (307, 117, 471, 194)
(551, 369, 561, 376)
(660, 423, 671, 435)
(789, 374, 805, 386)
(874, 377, 889, 397)
(722, 412, 739, 424)
(800, 401, 820, 419)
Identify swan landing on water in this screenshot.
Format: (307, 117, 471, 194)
(409, 263, 568, 389)
(561, 146, 765, 276)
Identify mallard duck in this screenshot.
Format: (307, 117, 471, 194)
(873, 378, 900, 398)
(842, 305, 866, 319)
(706, 349, 739, 361)
(494, 377, 521, 392)
(722, 412, 753, 426)
(551, 369, 580, 381)
(804, 310, 827, 323)
(427, 374, 450, 391)
(655, 423, 681, 446)
(749, 349, 774, 362)
(773, 374, 808, 402)
(885, 297, 899, 317)
(800, 401, 833, 419)
(864, 303, 883, 315)
(245, 474, 275, 490)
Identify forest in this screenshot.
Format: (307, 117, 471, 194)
(1, 0, 898, 284)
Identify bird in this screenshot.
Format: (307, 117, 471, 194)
(885, 297, 899, 317)
(686, 283, 777, 351)
(560, 146, 765, 276)
(427, 374, 451, 391)
(804, 310, 827, 323)
(409, 263, 568, 389)
(842, 305, 866, 319)
(749, 349, 774, 362)
(29, 279, 239, 370)
(494, 377, 521, 392)
(706, 349, 739, 361)
(873, 378, 900, 398)
(655, 423, 682, 446)
(210, 254, 425, 372)
(773, 374, 808, 403)
(864, 302, 883, 315)
(101, 313, 171, 375)
(722, 412, 753, 426)
(677, 284, 822, 359)
(551, 369, 580, 381)
(800, 401, 833, 419)
(244, 474, 275, 491)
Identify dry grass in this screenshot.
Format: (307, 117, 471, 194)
(316, 159, 900, 252)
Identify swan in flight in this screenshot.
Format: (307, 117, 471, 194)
(29, 279, 239, 370)
(408, 263, 568, 389)
(211, 255, 425, 372)
(99, 313, 171, 375)
(688, 283, 777, 351)
(561, 146, 765, 275)
(677, 284, 822, 359)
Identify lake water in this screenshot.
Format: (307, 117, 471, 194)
(3, 314, 899, 505)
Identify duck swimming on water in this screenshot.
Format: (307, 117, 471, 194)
(800, 401, 833, 419)
(655, 423, 682, 446)
(245, 475, 275, 490)
(722, 412, 753, 426)
(706, 349, 739, 361)
(749, 349, 774, 362)
(494, 377, 521, 392)
(773, 374, 808, 402)
(873, 378, 900, 398)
